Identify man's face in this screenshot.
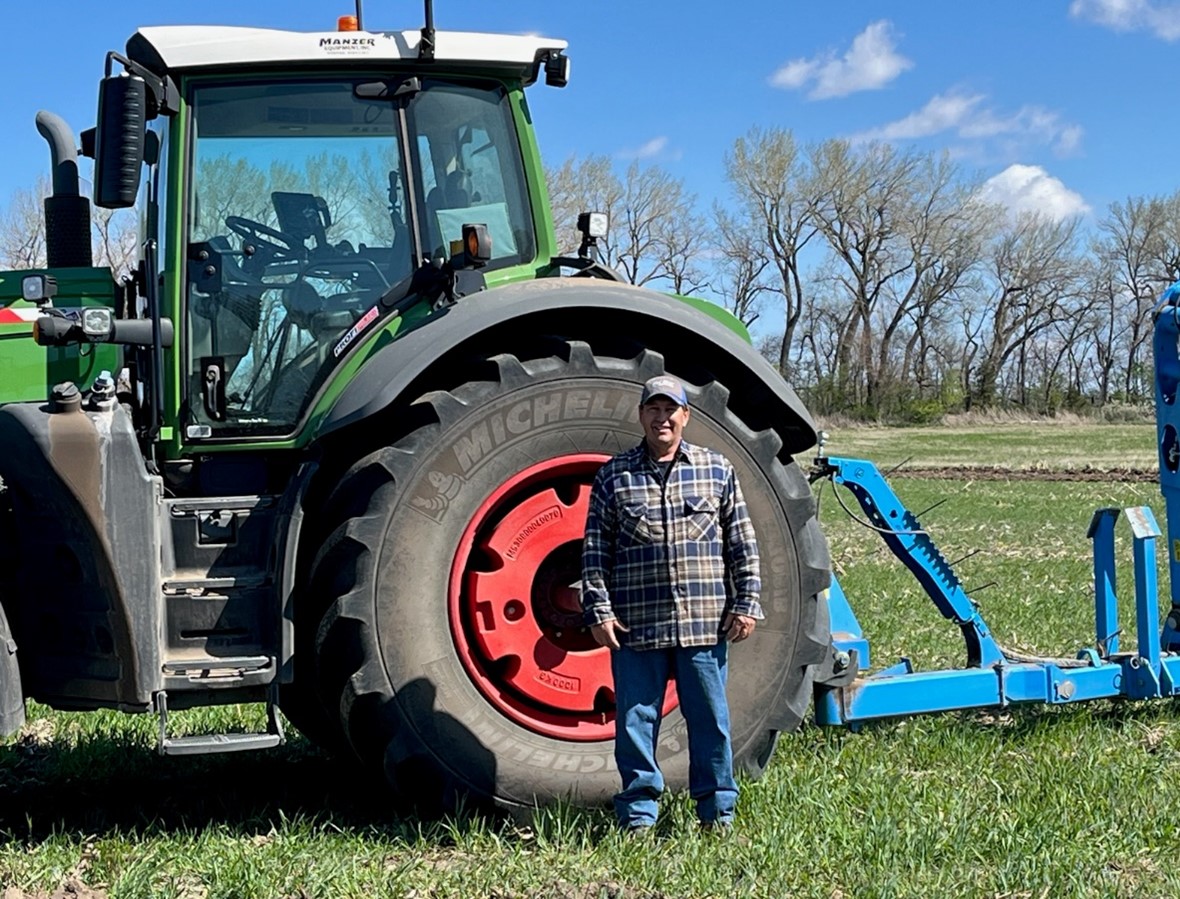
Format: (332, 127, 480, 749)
(639, 396, 690, 457)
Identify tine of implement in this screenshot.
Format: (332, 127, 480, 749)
(884, 456, 914, 475)
(913, 497, 951, 519)
(948, 548, 982, 567)
(966, 581, 997, 596)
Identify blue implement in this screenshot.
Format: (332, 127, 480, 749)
(814, 456, 1176, 725)
(814, 282, 1180, 725)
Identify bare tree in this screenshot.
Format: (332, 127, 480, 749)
(1149, 189, 1180, 285)
(793, 286, 846, 404)
(1033, 306, 1100, 412)
(712, 206, 772, 327)
(93, 207, 138, 278)
(808, 139, 924, 412)
(971, 214, 1084, 408)
(0, 177, 50, 269)
(545, 156, 705, 292)
(875, 153, 991, 414)
(1095, 196, 1166, 403)
(613, 162, 703, 289)
(657, 216, 711, 297)
(723, 128, 818, 378)
(957, 300, 985, 408)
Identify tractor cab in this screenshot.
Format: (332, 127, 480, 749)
(179, 72, 538, 437)
(68, 14, 570, 450)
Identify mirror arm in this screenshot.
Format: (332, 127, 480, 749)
(104, 51, 179, 117)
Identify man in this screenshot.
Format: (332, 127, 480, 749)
(580, 373, 762, 834)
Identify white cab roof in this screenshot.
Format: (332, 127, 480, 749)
(132, 26, 567, 75)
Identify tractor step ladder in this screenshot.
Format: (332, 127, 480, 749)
(154, 683, 284, 756)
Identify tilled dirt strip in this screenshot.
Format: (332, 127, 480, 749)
(878, 466, 1158, 482)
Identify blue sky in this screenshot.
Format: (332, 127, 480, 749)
(1, 1, 1178, 224)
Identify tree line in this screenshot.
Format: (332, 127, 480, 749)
(548, 130, 1178, 421)
(2, 129, 1174, 421)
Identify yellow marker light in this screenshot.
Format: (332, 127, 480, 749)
(461, 224, 492, 263)
(338, 15, 359, 31)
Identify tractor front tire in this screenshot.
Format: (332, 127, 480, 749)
(312, 341, 829, 811)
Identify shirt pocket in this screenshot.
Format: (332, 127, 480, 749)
(619, 501, 653, 547)
(683, 494, 720, 543)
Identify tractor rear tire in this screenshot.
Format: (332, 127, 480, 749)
(311, 341, 830, 811)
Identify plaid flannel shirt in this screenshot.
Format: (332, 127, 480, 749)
(580, 439, 763, 650)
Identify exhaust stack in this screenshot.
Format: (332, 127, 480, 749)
(36, 110, 93, 268)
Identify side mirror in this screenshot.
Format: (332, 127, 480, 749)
(94, 74, 147, 209)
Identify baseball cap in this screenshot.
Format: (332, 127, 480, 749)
(639, 375, 688, 407)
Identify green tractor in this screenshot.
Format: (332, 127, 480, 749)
(0, 3, 831, 812)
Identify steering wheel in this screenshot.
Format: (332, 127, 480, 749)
(225, 216, 303, 264)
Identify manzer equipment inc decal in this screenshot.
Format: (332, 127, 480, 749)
(318, 36, 378, 55)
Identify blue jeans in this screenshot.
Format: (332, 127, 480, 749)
(610, 642, 738, 827)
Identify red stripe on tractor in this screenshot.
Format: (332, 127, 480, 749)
(0, 308, 39, 324)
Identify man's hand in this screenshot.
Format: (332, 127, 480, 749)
(722, 612, 756, 643)
(590, 618, 629, 650)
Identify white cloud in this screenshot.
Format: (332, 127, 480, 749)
(977, 164, 1090, 222)
(769, 21, 913, 99)
(856, 92, 987, 140)
(1056, 125, 1085, 155)
(1070, 0, 1180, 40)
(615, 136, 674, 160)
(771, 59, 818, 91)
(852, 90, 1084, 157)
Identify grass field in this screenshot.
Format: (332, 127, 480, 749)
(4, 420, 1180, 898)
(817, 418, 1158, 472)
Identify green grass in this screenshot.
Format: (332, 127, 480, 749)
(819, 419, 1158, 471)
(4, 420, 1180, 898)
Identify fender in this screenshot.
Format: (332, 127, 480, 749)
(0, 400, 159, 709)
(0, 599, 23, 737)
(320, 279, 818, 454)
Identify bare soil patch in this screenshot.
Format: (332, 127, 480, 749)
(3, 878, 107, 899)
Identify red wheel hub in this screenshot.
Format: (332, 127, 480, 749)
(448, 454, 677, 740)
